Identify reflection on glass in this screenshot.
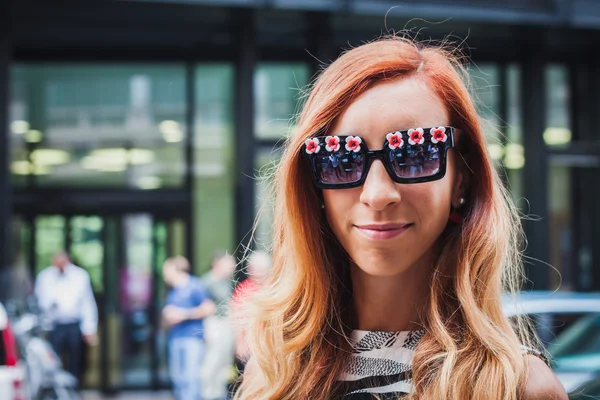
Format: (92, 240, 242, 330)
(546, 64, 574, 291)
(505, 64, 524, 203)
(545, 65, 572, 147)
(10, 65, 187, 188)
(153, 221, 170, 386)
(70, 216, 104, 293)
(254, 63, 310, 140)
(10, 216, 31, 272)
(469, 63, 501, 154)
(194, 64, 235, 274)
(102, 216, 120, 390)
(121, 214, 153, 386)
(35, 215, 65, 275)
(548, 313, 600, 358)
(548, 165, 572, 291)
(3, 217, 32, 304)
(69, 215, 104, 387)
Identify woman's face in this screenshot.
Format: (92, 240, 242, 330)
(323, 77, 465, 277)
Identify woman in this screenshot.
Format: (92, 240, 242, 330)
(235, 37, 568, 399)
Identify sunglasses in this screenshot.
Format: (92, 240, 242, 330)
(303, 126, 455, 189)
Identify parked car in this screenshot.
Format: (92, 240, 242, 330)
(0, 301, 28, 400)
(503, 290, 600, 394)
(569, 375, 600, 399)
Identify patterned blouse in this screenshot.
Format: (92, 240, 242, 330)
(337, 330, 545, 399)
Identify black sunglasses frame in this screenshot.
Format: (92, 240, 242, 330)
(304, 126, 456, 189)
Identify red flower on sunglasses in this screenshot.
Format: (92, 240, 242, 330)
(305, 138, 321, 154)
(345, 136, 362, 153)
(386, 131, 404, 149)
(408, 128, 425, 145)
(430, 127, 448, 144)
(325, 136, 341, 152)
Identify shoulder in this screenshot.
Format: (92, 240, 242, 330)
(522, 355, 568, 400)
(70, 265, 91, 278)
(36, 267, 54, 280)
(243, 356, 260, 380)
(191, 276, 209, 292)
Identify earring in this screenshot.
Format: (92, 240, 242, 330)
(321, 203, 325, 209)
(449, 198, 466, 224)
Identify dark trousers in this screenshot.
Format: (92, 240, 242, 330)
(50, 322, 82, 382)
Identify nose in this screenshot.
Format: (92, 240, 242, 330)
(359, 159, 401, 211)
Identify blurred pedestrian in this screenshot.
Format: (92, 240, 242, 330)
(162, 256, 215, 400)
(231, 251, 271, 369)
(200, 251, 237, 400)
(34, 251, 98, 383)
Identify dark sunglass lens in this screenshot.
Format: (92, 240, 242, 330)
(388, 143, 442, 179)
(314, 148, 364, 185)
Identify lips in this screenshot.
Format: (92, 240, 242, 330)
(355, 223, 413, 240)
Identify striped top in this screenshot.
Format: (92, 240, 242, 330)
(338, 330, 546, 399)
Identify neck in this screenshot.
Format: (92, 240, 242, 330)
(351, 254, 434, 332)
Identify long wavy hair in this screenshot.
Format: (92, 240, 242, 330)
(235, 36, 540, 400)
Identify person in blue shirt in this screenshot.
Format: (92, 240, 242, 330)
(163, 256, 215, 400)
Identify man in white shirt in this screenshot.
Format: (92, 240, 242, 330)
(34, 251, 98, 382)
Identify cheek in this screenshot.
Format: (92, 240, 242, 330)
(322, 189, 358, 235)
(407, 181, 453, 228)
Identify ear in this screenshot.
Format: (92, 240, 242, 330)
(450, 155, 470, 208)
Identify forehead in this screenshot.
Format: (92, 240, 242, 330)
(330, 77, 449, 148)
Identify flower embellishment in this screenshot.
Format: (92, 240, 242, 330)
(305, 138, 321, 154)
(408, 128, 425, 145)
(345, 136, 362, 153)
(325, 136, 341, 152)
(386, 131, 404, 150)
(430, 127, 448, 144)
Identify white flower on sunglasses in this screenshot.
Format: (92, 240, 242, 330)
(345, 136, 362, 153)
(430, 127, 448, 144)
(305, 138, 321, 154)
(325, 136, 341, 152)
(386, 131, 404, 149)
(408, 128, 425, 145)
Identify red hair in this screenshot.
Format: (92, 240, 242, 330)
(236, 36, 536, 400)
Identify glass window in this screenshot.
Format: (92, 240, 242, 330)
(545, 65, 572, 148)
(9, 78, 30, 188)
(254, 63, 310, 140)
(9, 216, 31, 273)
(70, 216, 104, 293)
(10, 65, 187, 189)
(120, 213, 153, 386)
(546, 65, 574, 291)
(549, 312, 600, 357)
(193, 64, 235, 274)
(0, 216, 32, 305)
(254, 147, 282, 252)
(35, 215, 65, 275)
(468, 63, 502, 165)
(504, 64, 524, 203)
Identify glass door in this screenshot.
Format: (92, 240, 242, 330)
(118, 213, 154, 387)
(21, 212, 187, 391)
(69, 216, 104, 388)
(103, 213, 186, 390)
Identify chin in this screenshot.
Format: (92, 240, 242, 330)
(352, 256, 413, 277)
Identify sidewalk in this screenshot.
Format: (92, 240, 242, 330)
(81, 391, 174, 400)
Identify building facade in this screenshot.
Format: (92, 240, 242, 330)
(1, 0, 599, 392)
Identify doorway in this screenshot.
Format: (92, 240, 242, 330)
(11, 212, 188, 391)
